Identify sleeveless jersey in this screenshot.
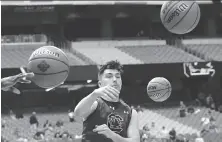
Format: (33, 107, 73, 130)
(82, 97, 132, 142)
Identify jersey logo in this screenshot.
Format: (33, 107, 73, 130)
(107, 113, 123, 133)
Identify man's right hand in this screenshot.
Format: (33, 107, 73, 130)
(1, 72, 34, 94)
(74, 85, 120, 121)
(93, 85, 120, 102)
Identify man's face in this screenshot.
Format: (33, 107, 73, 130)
(99, 69, 122, 92)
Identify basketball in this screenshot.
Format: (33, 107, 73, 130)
(27, 46, 70, 88)
(147, 77, 172, 102)
(160, 1, 200, 34)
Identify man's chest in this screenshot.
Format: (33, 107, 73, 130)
(98, 103, 130, 134)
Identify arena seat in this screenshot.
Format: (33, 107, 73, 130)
(71, 41, 144, 65)
(152, 107, 222, 131)
(184, 44, 222, 61)
(203, 132, 222, 142)
(1, 43, 89, 68)
(116, 45, 204, 64)
(63, 51, 91, 66)
(182, 38, 222, 61)
(2, 108, 221, 142)
(139, 109, 199, 135)
(2, 111, 83, 141)
(140, 108, 222, 142)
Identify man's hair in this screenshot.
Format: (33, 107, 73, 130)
(98, 60, 123, 77)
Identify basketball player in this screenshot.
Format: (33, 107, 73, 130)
(1, 71, 34, 94)
(74, 60, 140, 142)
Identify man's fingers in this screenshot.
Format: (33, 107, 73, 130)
(97, 124, 107, 128)
(17, 72, 34, 79)
(93, 124, 107, 132)
(15, 73, 34, 83)
(20, 66, 26, 74)
(108, 86, 120, 94)
(12, 87, 21, 94)
(8, 87, 21, 94)
(97, 131, 107, 135)
(19, 79, 31, 84)
(106, 88, 119, 98)
(101, 95, 113, 102)
(106, 86, 120, 97)
(103, 90, 117, 100)
(94, 128, 108, 133)
(16, 73, 28, 80)
(25, 72, 34, 78)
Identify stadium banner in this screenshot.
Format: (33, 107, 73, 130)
(183, 62, 216, 78)
(1, 1, 213, 6)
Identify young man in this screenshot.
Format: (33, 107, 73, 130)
(74, 60, 140, 142)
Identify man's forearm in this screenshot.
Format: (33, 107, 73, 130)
(74, 91, 98, 118)
(113, 133, 140, 142)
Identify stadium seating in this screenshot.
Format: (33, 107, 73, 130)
(139, 109, 199, 135)
(182, 39, 222, 61)
(116, 45, 204, 64)
(2, 106, 221, 142)
(1, 34, 47, 43)
(203, 132, 222, 142)
(139, 108, 222, 142)
(151, 107, 222, 131)
(183, 44, 222, 61)
(2, 110, 83, 142)
(71, 41, 144, 65)
(63, 51, 91, 66)
(71, 39, 206, 64)
(1, 43, 46, 68)
(1, 42, 90, 68)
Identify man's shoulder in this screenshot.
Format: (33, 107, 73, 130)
(97, 98, 131, 111)
(119, 99, 132, 114)
(119, 99, 130, 107)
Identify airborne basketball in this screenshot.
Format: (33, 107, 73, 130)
(147, 77, 172, 102)
(160, 1, 200, 34)
(27, 46, 70, 88)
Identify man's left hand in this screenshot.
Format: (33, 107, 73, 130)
(93, 124, 117, 140)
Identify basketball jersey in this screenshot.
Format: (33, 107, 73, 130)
(82, 97, 132, 142)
